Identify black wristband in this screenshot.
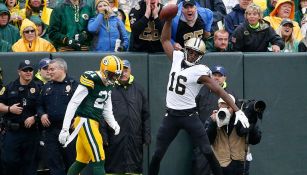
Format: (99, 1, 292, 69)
(8, 106, 10, 113)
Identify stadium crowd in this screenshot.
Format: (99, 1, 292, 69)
(0, 0, 307, 52)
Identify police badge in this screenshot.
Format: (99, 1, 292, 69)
(30, 88, 36, 94)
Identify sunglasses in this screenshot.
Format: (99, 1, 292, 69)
(21, 68, 33, 72)
(23, 29, 35, 34)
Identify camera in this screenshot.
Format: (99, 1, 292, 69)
(216, 108, 231, 127)
(238, 99, 266, 124)
(217, 110, 227, 120)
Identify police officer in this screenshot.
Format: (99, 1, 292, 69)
(0, 60, 40, 175)
(37, 58, 78, 175)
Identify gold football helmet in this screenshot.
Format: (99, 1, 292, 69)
(100, 55, 123, 85)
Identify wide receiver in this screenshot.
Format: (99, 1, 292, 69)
(58, 55, 123, 175)
(149, 16, 250, 175)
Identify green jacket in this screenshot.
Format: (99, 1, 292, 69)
(0, 3, 20, 45)
(48, 0, 93, 49)
(0, 39, 12, 52)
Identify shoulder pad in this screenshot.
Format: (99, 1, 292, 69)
(80, 71, 98, 89)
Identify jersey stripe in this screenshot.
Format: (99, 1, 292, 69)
(80, 76, 94, 89)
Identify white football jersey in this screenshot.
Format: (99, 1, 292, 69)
(166, 51, 212, 110)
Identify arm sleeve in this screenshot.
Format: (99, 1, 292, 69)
(62, 85, 88, 130)
(129, 8, 149, 37)
(87, 15, 103, 33)
(118, 19, 129, 50)
(48, 6, 67, 46)
(204, 9, 213, 32)
(153, 15, 164, 33)
(37, 86, 46, 117)
(232, 26, 244, 51)
(102, 95, 118, 129)
(224, 14, 235, 37)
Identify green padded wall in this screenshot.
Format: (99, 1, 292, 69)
(244, 53, 307, 175)
(200, 52, 244, 98)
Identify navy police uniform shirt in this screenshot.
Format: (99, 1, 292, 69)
(37, 76, 78, 124)
(0, 79, 40, 124)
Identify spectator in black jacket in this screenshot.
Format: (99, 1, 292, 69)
(104, 60, 151, 174)
(232, 3, 284, 52)
(128, 0, 164, 52)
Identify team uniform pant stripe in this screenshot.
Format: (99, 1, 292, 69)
(84, 119, 100, 162)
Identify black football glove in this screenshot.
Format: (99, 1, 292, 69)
(66, 38, 81, 51)
(75, 31, 88, 44)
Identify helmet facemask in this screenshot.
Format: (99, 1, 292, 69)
(184, 48, 204, 66)
(103, 70, 122, 86)
(183, 37, 206, 66)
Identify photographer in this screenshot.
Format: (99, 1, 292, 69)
(205, 94, 261, 175)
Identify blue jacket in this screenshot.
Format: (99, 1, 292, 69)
(88, 13, 129, 51)
(171, 2, 213, 43)
(224, 4, 246, 37)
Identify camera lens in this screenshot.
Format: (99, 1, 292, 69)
(254, 101, 266, 112)
(218, 111, 226, 120)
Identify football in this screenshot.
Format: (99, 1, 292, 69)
(159, 4, 178, 20)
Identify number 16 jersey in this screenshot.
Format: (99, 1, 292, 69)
(166, 51, 211, 110)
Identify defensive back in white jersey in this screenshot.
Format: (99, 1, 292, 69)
(166, 50, 212, 110)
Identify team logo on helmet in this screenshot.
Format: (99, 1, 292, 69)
(102, 57, 109, 66)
